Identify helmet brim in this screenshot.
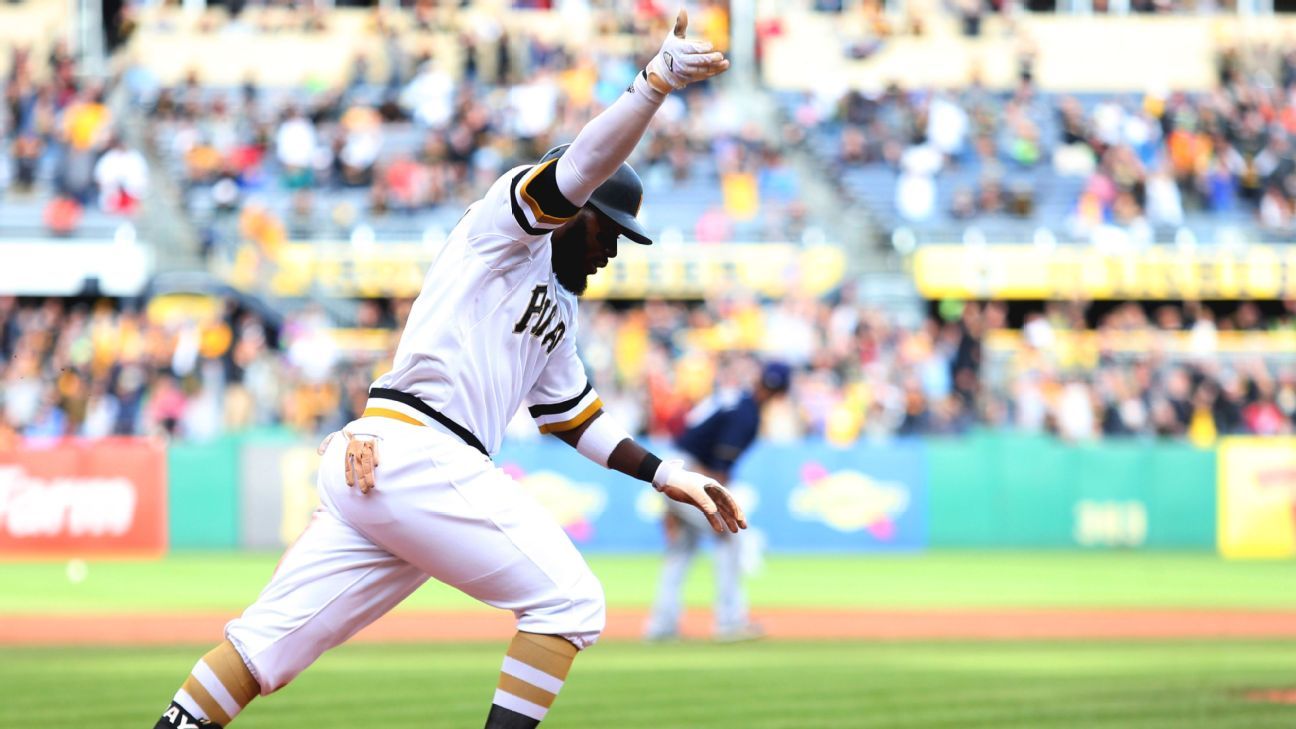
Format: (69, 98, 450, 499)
(589, 199, 653, 246)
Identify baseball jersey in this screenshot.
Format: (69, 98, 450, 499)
(368, 159, 602, 455)
(674, 389, 761, 475)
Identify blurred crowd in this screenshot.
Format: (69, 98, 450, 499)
(2, 292, 1292, 445)
(795, 40, 1296, 237)
(984, 300, 1296, 444)
(578, 296, 1296, 445)
(1, 42, 149, 232)
(123, 0, 806, 253)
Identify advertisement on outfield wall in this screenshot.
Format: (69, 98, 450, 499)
(239, 443, 321, 549)
(0, 438, 167, 556)
(171, 433, 1220, 553)
(226, 439, 928, 552)
(925, 435, 1216, 549)
(497, 440, 928, 552)
(168, 438, 241, 550)
(1217, 437, 1296, 559)
(913, 245, 1296, 300)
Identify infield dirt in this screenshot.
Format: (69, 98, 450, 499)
(5, 608, 1296, 645)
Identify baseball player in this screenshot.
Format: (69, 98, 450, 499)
(151, 12, 739, 729)
(645, 360, 791, 642)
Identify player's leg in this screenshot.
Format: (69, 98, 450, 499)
(317, 425, 604, 728)
(154, 639, 257, 728)
(644, 505, 702, 640)
(152, 506, 427, 728)
(712, 530, 757, 640)
(482, 630, 580, 729)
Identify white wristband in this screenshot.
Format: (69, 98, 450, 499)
(651, 459, 684, 493)
(631, 69, 669, 104)
(575, 416, 632, 467)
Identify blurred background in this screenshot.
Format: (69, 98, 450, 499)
(5, 0, 1296, 725)
(1, 0, 1294, 558)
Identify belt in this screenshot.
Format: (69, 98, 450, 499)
(362, 387, 489, 457)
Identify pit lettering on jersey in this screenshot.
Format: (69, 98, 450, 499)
(513, 284, 567, 354)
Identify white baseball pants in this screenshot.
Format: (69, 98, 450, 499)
(225, 416, 606, 694)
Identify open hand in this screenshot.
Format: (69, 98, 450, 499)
(655, 460, 747, 534)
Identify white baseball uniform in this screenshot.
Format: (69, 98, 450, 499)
(153, 21, 737, 729)
(225, 161, 612, 694)
(219, 37, 686, 694)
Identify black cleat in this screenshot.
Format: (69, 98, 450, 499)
(484, 703, 540, 729)
(154, 701, 222, 729)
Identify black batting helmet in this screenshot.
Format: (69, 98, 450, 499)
(540, 144, 652, 245)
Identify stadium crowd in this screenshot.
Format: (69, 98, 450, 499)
(3, 2, 1295, 448)
(1, 41, 150, 233)
(0, 293, 1292, 446)
(795, 39, 1296, 237)
(125, 1, 806, 253)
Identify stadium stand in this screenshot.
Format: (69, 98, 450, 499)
(0, 292, 1292, 444)
(785, 81, 1296, 245)
(766, 7, 1296, 246)
(1, 0, 1294, 451)
(119, 1, 812, 255)
(2, 39, 147, 241)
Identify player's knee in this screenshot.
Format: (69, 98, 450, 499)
(567, 571, 607, 648)
(224, 626, 299, 695)
(518, 570, 606, 650)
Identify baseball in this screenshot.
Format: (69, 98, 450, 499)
(65, 559, 88, 584)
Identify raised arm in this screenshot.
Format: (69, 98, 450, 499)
(554, 9, 729, 207)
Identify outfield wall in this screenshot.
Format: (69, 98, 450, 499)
(2, 433, 1293, 557)
(927, 436, 1216, 549)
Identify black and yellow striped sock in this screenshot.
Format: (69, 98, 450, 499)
(484, 632, 579, 728)
(154, 640, 259, 728)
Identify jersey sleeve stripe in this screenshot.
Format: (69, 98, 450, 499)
(509, 169, 548, 236)
(532, 387, 599, 428)
(536, 397, 603, 434)
(518, 159, 580, 224)
(528, 382, 594, 418)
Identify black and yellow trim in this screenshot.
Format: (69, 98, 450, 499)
(509, 161, 579, 236)
(509, 169, 546, 236)
(519, 159, 580, 224)
(367, 387, 489, 457)
(536, 398, 603, 435)
(360, 407, 424, 427)
(528, 383, 594, 418)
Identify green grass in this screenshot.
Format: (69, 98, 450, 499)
(4, 552, 1296, 614)
(6, 553, 1296, 727)
(4, 641, 1296, 728)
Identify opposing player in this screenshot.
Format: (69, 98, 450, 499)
(151, 12, 740, 729)
(645, 360, 790, 642)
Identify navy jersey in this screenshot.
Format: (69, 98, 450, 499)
(674, 390, 760, 475)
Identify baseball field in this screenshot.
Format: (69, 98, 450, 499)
(5, 552, 1296, 727)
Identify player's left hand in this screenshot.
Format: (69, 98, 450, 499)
(653, 460, 747, 534)
(317, 430, 381, 494)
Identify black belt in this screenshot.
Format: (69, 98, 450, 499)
(365, 388, 489, 457)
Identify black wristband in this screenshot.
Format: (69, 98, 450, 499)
(636, 453, 663, 484)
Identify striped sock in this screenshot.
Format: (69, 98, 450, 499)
(485, 632, 579, 728)
(157, 640, 259, 727)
